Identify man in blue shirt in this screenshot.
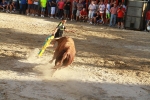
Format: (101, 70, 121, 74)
(19, 0, 26, 14)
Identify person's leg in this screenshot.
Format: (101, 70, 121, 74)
(113, 14, 117, 26)
(121, 18, 124, 29)
(76, 10, 79, 21)
(109, 14, 113, 26)
(22, 4, 26, 14)
(19, 4, 22, 14)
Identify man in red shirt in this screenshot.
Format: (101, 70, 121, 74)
(79, 8, 88, 22)
(117, 5, 125, 29)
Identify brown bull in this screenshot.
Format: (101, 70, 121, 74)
(50, 37, 76, 70)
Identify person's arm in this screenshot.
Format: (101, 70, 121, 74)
(52, 28, 58, 35)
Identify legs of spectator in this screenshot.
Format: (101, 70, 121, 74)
(112, 14, 116, 26)
(41, 8, 45, 17)
(100, 13, 104, 24)
(22, 4, 26, 14)
(109, 15, 112, 26)
(118, 21, 121, 28)
(48, 7, 51, 17)
(121, 22, 124, 29)
(66, 10, 70, 19)
(51, 7, 55, 18)
(76, 10, 80, 21)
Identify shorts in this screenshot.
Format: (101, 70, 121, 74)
(76, 10, 81, 16)
(28, 4, 33, 9)
(117, 17, 123, 22)
(64, 10, 70, 15)
(88, 11, 94, 19)
(72, 9, 76, 14)
(106, 13, 110, 19)
(34, 4, 38, 10)
(41, 7, 45, 12)
(51, 7, 55, 14)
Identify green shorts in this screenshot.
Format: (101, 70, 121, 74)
(106, 13, 110, 19)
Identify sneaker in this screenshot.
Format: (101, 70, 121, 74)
(89, 22, 92, 24)
(35, 14, 38, 17)
(27, 13, 30, 16)
(31, 14, 34, 16)
(6, 10, 9, 13)
(71, 19, 73, 21)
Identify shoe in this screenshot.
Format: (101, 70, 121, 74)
(35, 14, 38, 17)
(71, 19, 73, 21)
(27, 13, 30, 16)
(50, 16, 54, 18)
(89, 22, 92, 24)
(31, 14, 34, 16)
(6, 10, 10, 13)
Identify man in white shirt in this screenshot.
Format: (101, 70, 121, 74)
(88, 0, 96, 24)
(99, 1, 105, 24)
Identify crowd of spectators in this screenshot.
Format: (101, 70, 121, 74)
(0, 0, 127, 29)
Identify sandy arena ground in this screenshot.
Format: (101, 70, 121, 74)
(0, 13, 150, 100)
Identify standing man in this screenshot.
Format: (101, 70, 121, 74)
(57, 0, 64, 19)
(50, 0, 56, 18)
(64, 0, 71, 20)
(117, 4, 125, 29)
(76, 0, 83, 21)
(88, 0, 96, 24)
(109, 3, 117, 27)
(71, 0, 77, 21)
(99, 1, 105, 24)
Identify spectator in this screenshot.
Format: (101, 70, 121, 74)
(99, 1, 105, 24)
(76, 0, 83, 21)
(5, 0, 11, 13)
(145, 10, 150, 31)
(19, 0, 26, 14)
(64, 0, 71, 19)
(117, 4, 125, 29)
(27, 0, 34, 16)
(109, 3, 117, 27)
(40, 0, 47, 17)
(92, 11, 101, 25)
(79, 8, 87, 22)
(47, 0, 51, 17)
(0, 0, 7, 11)
(50, 0, 56, 18)
(88, 0, 96, 24)
(105, 1, 110, 24)
(82, 0, 86, 8)
(11, 0, 17, 12)
(71, 0, 77, 21)
(33, 0, 39, 16)
(57, 0, 64, 19)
